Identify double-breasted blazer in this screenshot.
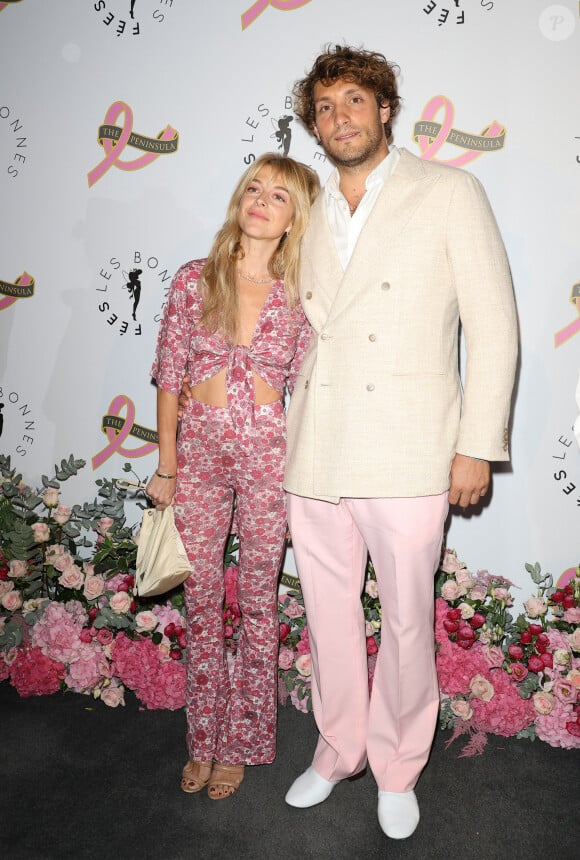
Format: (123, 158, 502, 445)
(284, 148, 518, 502)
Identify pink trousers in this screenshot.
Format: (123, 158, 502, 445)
(286, 493, 448, 792)
(174, 400, 287, 766)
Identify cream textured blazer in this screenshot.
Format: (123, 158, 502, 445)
(284, 149, 518, 502)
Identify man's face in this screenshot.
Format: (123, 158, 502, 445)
(312, 78, 390, 169)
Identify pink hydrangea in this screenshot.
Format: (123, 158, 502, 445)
(10, 646, 66, 697)
(535, 697, 580, 749)
(436, 640, 490, 697)
(31, 601, 85, 664)
(470, 670, 535, 736)
(111, 632, 186, 710)
(138, 659, 186, 710)
(289, 685, 310, 713)
(65, 641, 108, 693)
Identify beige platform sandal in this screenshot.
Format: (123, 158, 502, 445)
(181, 760, 212, 793)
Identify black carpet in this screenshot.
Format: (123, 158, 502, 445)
(1, 681, 578, 860)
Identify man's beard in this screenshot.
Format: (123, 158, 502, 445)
(323, 123, 386, 168)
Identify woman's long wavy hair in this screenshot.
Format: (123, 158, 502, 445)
(199, 153, 320, 341)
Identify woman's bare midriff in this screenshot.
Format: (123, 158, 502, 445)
(190, 367, 281, 407)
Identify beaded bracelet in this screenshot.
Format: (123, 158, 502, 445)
(156, 472, 176, 479)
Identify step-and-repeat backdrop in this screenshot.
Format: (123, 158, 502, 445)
(1, 1, 579, 603)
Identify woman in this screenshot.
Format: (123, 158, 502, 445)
(147, 154, 320, 800)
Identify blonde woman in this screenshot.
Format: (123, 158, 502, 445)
(147, 154, 320, 800)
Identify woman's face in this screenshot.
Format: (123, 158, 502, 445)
(237, 167, 295, 243)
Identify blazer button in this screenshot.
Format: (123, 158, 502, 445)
(304, 380, 309, 389)
(320, 332, 330, 341)
(366, 383, 375, 392)
(381, 281, 391, 291)
(368, 334, 376, 342)
(305, 291, 313, 300)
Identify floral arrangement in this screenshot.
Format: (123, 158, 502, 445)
(2, 454, 579, 758)
(435, 550, 580, 755)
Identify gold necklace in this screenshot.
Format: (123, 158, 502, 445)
(238, 269, 275, 285)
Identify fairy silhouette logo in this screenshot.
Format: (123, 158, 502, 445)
(92, 1, 174, 37)
(419, 1, 497, 28)
(93, 394, 158, 470)
(87, 101, 178, 186)
(413, 95, 506, 167)
(0, 271, 34, 311)
(94, 250, 172, 337)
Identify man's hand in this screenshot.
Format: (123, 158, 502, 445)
(449, 453, 490, 509)
(178, 373, 193, 419)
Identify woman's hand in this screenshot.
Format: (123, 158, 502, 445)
(145, 473, 176, 510)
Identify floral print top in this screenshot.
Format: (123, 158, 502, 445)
(151, 258, 312, 434)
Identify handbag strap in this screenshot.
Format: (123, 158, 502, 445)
(115, 479, 148, 492)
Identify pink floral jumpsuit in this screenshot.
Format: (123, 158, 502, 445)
(151, 259, 311, 765)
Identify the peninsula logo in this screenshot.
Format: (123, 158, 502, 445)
(1, 103, 29, 180)
(92, 1, 174, 38)
(239, 95, 331, 182)
(241, 0, 312, 30)
(0, 271, 34, 311)
(0, 384, 38, 460)
(420, 1, 496, 27)
(93, 393, 158, 470)
(413, 95, 506, 167)
(87, 101, 179, 187)
(95, 251, 172, 337)
(554, 282, 580, 348)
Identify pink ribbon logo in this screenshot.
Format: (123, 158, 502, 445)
(554, 285, 580, 347)
(0, 271, 34, 311)
(414, 95, 506, 167)
(87, 101, 178, 187)
(241, 0, 311, 29)
(92, 394, 158, 470)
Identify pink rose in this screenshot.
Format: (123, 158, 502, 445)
(563, 607, 580, 624)
(492, 587, 512, 605)
(284, 597, 305, 619)
(533, 690, 555, 715)
(567, 668, 580, 689)
(441, 580, 462, 602)
(8, 560, 27, 578)
(455, 569, 475, 590)
(468, 585, 488, 602)
(458, 602, 475, 620)
(469, 674, 495, 702)
(101, 681, 125, 708)
(135, 611, 158, 633)
(31, 522, 50, 543)
(553, 648, 571, 668)
(365, 621, 375, 637)
(483, 646, 504, 669)
(525, 596, 548, 618)
(568, 629, 580, 653)
(97, 629, 114, 646)
(58, 564, 84, 590)
(450, 698, 473, 721)
(96, 516, 115, 537)
(0, 581, 14, 598)
(365, 580, 379, 599)
(42, 487, 60, 508)
(278, 647, 295, 670)
(510, 662, 528, 681)
(53, 504, 72, 525)
(109, 591, 132, 615)
(440, 550, 466, 574)
(508, 644, 524, 661)
(1, 589, 22, 611)
(83, 574, 105, 601)
(295, 654, 312, 677)
(553, 678, 576, 705)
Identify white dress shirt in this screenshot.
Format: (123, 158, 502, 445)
(324, 146, 401, 270)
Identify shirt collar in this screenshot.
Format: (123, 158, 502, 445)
(325, 146, 399, 200)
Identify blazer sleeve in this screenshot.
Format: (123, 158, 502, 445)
(446, 171, 518, 461)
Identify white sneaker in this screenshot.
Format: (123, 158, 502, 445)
(285, 766, 339, 808)
(377, 789, 420, 839)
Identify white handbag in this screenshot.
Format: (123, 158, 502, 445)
(116, 480, 191, 598)
(135, 505, 192, 598)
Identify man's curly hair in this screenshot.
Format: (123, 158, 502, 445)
(293, 45, 401, 140)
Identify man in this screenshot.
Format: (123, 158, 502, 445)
(282, 45, 518, 839)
